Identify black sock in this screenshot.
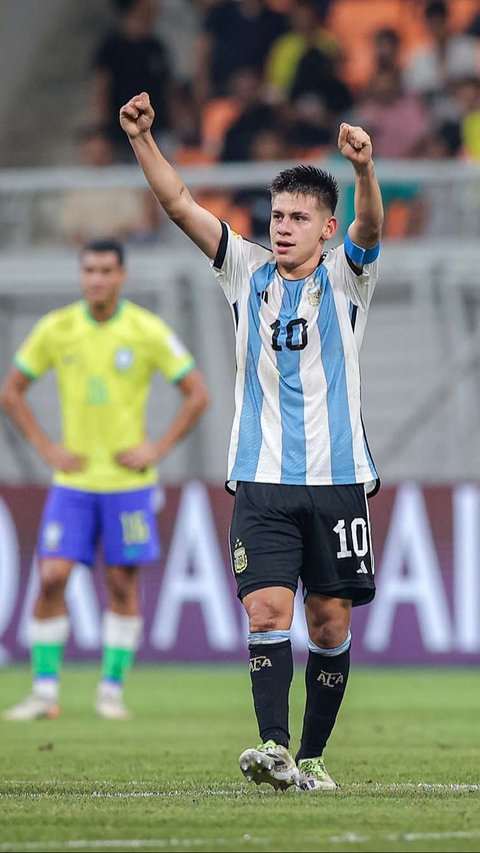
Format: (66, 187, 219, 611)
(248, 639, 293, 749)
(296, 647, 350, 761)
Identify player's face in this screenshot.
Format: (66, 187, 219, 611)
(81, 251, 126, 309)
(270, 192, 337, 275)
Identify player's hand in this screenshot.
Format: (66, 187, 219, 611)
(41, 442, 85, 472)
(119, 92, 155, 139)
(116, 439, 160, 470)
(338, 123, 372, 167)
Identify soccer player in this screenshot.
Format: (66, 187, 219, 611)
(119, 93, 383, 789)
(1, 238, 209, 721)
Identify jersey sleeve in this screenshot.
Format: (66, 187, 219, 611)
(14, 315, 54, 380)
(147, 316, 195, 382)
(211, 222, 273, 304)
(329, 234, 380, 310)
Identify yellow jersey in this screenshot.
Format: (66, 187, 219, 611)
(15, 299, 195, 492)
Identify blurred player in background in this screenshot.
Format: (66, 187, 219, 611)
(1, 238, 209, 721)
(119, 93, 383, 789)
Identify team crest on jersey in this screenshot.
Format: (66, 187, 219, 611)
(307, 281, 323, 307)
(43, 522, 63, 551)
(114, 347, 134, 370)
(233, 539, 248, 573)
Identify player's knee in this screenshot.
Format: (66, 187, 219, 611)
(309, 620, 349, 650)
(38, 573, 67, 601)
(108, 584, 132, 611)
(246, 600, 289, 633)
(107, 581, 138, 613)
(249, 614, 280, 633)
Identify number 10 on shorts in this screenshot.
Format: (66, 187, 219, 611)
(333, 518, 369, 559)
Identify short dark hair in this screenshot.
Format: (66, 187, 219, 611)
(81, 238, 125, 266)
(437, 119, 462, 156)
(113, 0, 138, 14)
(269, 165, 339, 214)
(425, 1, 447, 21)
(374, 27, 401, 47)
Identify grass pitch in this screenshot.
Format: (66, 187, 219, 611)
(0, 665, 479, 853)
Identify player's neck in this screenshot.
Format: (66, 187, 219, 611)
(277, 241, 323, 281)
(87, 300, 120, 324)
(277, 255, 323, 281)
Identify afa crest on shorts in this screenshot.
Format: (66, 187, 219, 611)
(114, 347, 134, 370)
(233, 539, 248, 573)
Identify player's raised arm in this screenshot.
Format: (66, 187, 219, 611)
(120, 92, 223, 259)
(338, 123, 384, 250)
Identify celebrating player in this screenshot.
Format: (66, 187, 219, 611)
(1, 238, 209, 721)
(119, 92, 383, 789)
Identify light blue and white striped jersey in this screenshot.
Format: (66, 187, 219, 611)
(212, 223, 379, 493)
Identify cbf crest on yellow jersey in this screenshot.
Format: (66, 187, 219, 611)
(14, 300, 195, 492)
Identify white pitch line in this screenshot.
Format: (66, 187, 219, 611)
(329, 830, 480, 844)
(351, 782, 480, 793)
(0, 837, 261, 852)
(2, 830, 480, 852)
(2, 781, 480, 799)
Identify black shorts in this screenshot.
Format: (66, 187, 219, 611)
(229, 481, 375, 607)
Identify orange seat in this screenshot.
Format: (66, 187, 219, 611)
(291, 145, 331, 162)
(201, 98, 241, 159)
(173, 145, 216, 166)
(384, 199, 411, 240)
(194, 191, 252, 237)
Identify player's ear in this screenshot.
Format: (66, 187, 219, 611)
(118, 265, 127, 286)
(321, 216, 338, 242)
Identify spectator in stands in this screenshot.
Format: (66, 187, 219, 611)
(288, 46, 353, 149)
(62, 125, 161, 246)
(371, 28, 403, 77)
(450, 74, 480, 159)
(155, 0, 201, 87)
(464, 3, 480, 38)
(348, 67, 431, 159)
(233, 126, 292, 244)
(194, 0, 288, 106)
(91, 0, 177, 160)
(403, 0, 480, 118)
(344, 63, 431, 236)
(220, 68, 279, 162)
(404, 120, 463, 237)
(265, 0, 341, 104)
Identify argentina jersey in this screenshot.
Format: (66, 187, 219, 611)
(212, 223, 379, 494)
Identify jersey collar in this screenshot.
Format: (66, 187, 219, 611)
(83, 298, 126, 325)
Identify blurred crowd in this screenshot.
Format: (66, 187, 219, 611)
(67, 0, 480, 245)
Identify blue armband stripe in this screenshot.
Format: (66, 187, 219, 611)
(344, 234, 380, 266)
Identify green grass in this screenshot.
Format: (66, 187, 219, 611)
(0, 665, 479, 853)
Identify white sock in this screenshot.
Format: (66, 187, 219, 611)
(33, 677, 59, 702)
(98, 681, 123, 700)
